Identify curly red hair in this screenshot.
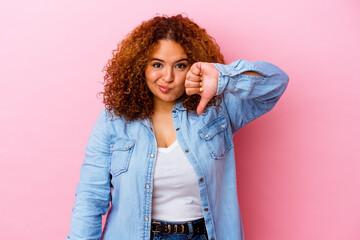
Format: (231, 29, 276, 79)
(101, 14, 225, 121)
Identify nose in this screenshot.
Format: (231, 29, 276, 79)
(162, 66, 174, 83)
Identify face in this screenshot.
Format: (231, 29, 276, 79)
(145, 40, 190, 107)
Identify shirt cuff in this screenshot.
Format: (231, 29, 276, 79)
(211, 63, 231, 96)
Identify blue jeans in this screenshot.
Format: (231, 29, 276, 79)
(150, 218, 208, 240)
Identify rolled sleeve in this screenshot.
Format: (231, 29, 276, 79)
(211, 60, 289, 134)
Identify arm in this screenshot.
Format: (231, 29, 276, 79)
(185, 60, 289, 134)
(213, 60, 289, 134)
(66, 109, 112, 240)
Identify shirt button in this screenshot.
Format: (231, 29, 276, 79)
(199, 178, 204, 183)
(204, 208, 209, 212)
(176, 128, 180, 131)
(150, 153, 155, 158)
(125, 145, 130, 149)
(145, 184, 150, 189)
(205, 134, 209, 138)
(144, 217, 149, 221)
(221, 124, 226, 128)
(185, 149, 189, 153)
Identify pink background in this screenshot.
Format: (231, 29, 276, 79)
(1, 0, 359, 239)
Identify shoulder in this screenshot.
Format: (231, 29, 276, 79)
(99, 108, 144, 136)
(98, 108, 128, 124)
(94, 108, 134, 135)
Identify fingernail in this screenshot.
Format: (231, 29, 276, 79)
(199, 87, 204, 92)
(200, 82, 203, 87)
(200, 77, 203, 80)
(199, 72, 203, 76)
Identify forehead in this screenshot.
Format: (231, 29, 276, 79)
(150, 40, 187, 60)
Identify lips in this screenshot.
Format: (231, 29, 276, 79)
(159, 85, 171, 93)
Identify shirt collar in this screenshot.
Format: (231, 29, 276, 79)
(138, 101, 186, 129)
(173, 100, 186, 111)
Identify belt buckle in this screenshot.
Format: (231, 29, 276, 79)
(152, 221, 162, 233)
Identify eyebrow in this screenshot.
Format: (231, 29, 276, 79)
(150, 58, 189, 63)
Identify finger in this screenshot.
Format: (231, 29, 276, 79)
(185, 79, 203, 88)
(197, 97, 210, 115)
(186, 73, 202, 82)
(185, 87, 203, 96)
(189, 62, 202, 76)
(186, 68, 203, 82)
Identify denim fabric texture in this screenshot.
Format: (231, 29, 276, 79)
(66, 60, 289, 240)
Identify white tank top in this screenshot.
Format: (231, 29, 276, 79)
(151, 140, 204, 222)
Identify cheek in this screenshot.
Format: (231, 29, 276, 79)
(176, 71, 188, 84)
(145, 70, 161, 83)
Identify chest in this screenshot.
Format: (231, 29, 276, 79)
(108, 110, 233, 180)
(151, 112, 176, 148)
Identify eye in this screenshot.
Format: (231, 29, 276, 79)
(152, 63, 162, 68)
(175, 63, 187, 69)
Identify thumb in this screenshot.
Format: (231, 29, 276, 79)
(196, 96, 210, 115)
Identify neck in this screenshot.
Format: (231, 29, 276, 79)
(152, 97, 177, 114)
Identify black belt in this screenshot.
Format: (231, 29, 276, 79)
(151, 218, 207, 235)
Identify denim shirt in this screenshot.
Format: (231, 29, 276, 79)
(66, 60, 289, 240)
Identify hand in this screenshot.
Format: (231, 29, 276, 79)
(185, 62, 219, 115)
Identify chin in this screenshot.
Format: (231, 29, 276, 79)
(156, 94, 180, 103)
(162, 97, 179, 102)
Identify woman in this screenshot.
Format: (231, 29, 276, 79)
(66, 15, 289, 240)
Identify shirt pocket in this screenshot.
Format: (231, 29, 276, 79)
(197, 116, 233, 160)
(110, 139, 135, 176)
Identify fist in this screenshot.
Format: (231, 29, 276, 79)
(185, 62, 219, 115)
